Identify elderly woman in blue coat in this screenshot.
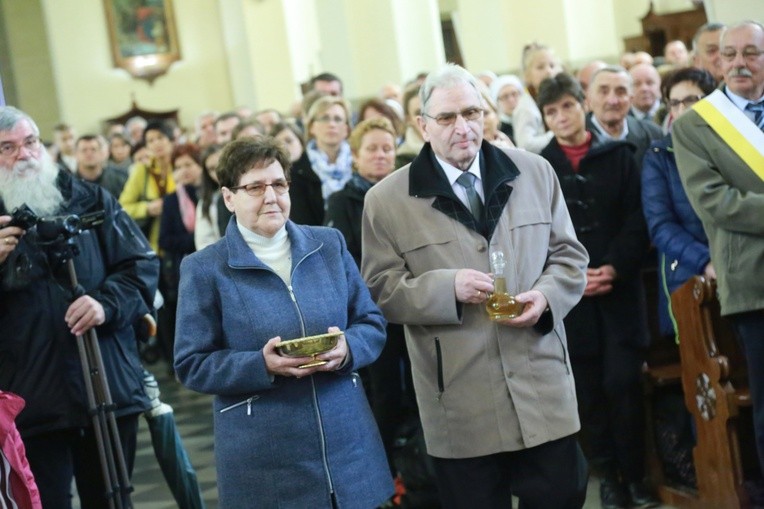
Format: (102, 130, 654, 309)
(174, 137, 393, 508)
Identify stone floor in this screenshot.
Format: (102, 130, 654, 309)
(73, 361, 677, 508)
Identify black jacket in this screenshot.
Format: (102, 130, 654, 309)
(541, 135, 650, 353)
(288, 151, 325, 226)
(159, 185, 198, 297)
(324, 175, 370, 268)
(0, 171, 159, 437)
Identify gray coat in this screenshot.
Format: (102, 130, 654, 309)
(175, 220, 392, 508)
(361, 142, 589, 458)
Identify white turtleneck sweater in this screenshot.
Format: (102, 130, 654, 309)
(237, 222, 292, 285)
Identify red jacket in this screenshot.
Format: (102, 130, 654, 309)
(0, 392, 41, 509)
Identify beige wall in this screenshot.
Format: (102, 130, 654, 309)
(563, 0, 619, 68)
(1, 0, 59, 136)
(39, 0, 233, 135)
(704, 0, 763, 24)
(6, 0, 760, 139)
(451, 0, 624, 74)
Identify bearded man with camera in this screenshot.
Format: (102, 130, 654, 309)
(0, 106, 159, 508)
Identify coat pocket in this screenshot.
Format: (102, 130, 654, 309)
(397, 228, 457, 277)
(434, 337, 444, 400)
(552, 328, 570, 374)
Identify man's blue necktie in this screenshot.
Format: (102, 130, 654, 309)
(746, 101, 764, 130)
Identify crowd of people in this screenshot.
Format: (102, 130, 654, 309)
(0, 16, 763, 509)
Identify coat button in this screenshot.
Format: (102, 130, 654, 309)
(506, 371, 514, 379)
(477, 245, 487, 252)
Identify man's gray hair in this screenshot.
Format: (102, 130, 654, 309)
(720, 20, 764, 46)
(692, 22, 726, 51)
(589, 65, 633, 92)
(419, 63, 480, 115)
(125, 116, 147, 130)
(0, 106, 40, 136)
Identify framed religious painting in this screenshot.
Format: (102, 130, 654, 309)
(103, 0, 182, 84)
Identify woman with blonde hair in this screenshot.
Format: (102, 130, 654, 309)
(514, 43, 563, 153)
(324, 118, 413, 492)
(289, 95, 353, 225)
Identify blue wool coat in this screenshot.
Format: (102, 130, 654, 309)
(641, 135, 710, 336)
(174, 219, 392, 508)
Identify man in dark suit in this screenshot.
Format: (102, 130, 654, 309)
(673, 19, 764, 477)
(586, 66, 663, 165)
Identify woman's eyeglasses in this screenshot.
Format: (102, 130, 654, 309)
(668, 95, 704, 109)
(228, 179, 290, 197)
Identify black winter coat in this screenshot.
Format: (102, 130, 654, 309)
(540, 135, 651, 355)
(288, 151, 325, 226)
(0, 171, 159, 437)
(324, 175, 370, 268)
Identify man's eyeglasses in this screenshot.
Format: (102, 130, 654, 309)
(668, 95, 704, 109)
(0, 136, 40, 158)
(720, 47, 764, 62)
(315, 115, 346, 125)
(228, 179, 290, 197)
(422, 107, 484, 126)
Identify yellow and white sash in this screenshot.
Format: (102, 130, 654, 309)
(692, 89, 764, 182)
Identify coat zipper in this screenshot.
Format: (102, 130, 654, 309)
(219, 395, 260, 414)
(284, 245, 334, 498)
(435, 337, 444, 400)
(232, 241, 335, 495)
(310, 376, 335, 496)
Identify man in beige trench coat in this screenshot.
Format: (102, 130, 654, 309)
(361, 63, 590, 509)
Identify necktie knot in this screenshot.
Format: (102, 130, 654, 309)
(456, 171, 477, 189)
(456, 172, 483, 220)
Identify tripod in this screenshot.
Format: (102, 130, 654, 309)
(23, 207, 132, 508)
(66, 258, 133, 509)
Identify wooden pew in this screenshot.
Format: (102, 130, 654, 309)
(641, 266, 695, 506)
(671, 275, 754, 508)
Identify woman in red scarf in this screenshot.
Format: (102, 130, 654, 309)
(159, 143, 203, 370)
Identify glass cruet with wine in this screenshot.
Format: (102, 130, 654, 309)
(485, 250, 525, 320)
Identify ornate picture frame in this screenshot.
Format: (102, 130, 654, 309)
(102, 0, 181, 84)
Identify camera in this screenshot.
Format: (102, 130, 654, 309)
(8, 204, 105, 242)
(8, 204, 38, 230)
(4, 203, 106, 276)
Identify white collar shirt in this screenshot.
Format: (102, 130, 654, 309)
(591, 114, 629, 141)
(435, 152, 484, 208)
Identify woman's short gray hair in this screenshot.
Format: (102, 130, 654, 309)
(0, 106, 40, 136)
(419, 63, 480, 116)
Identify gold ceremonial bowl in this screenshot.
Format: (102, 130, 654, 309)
(275, 331, 342, 359)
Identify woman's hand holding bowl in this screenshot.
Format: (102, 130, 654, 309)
(264, 326, 348, 378)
